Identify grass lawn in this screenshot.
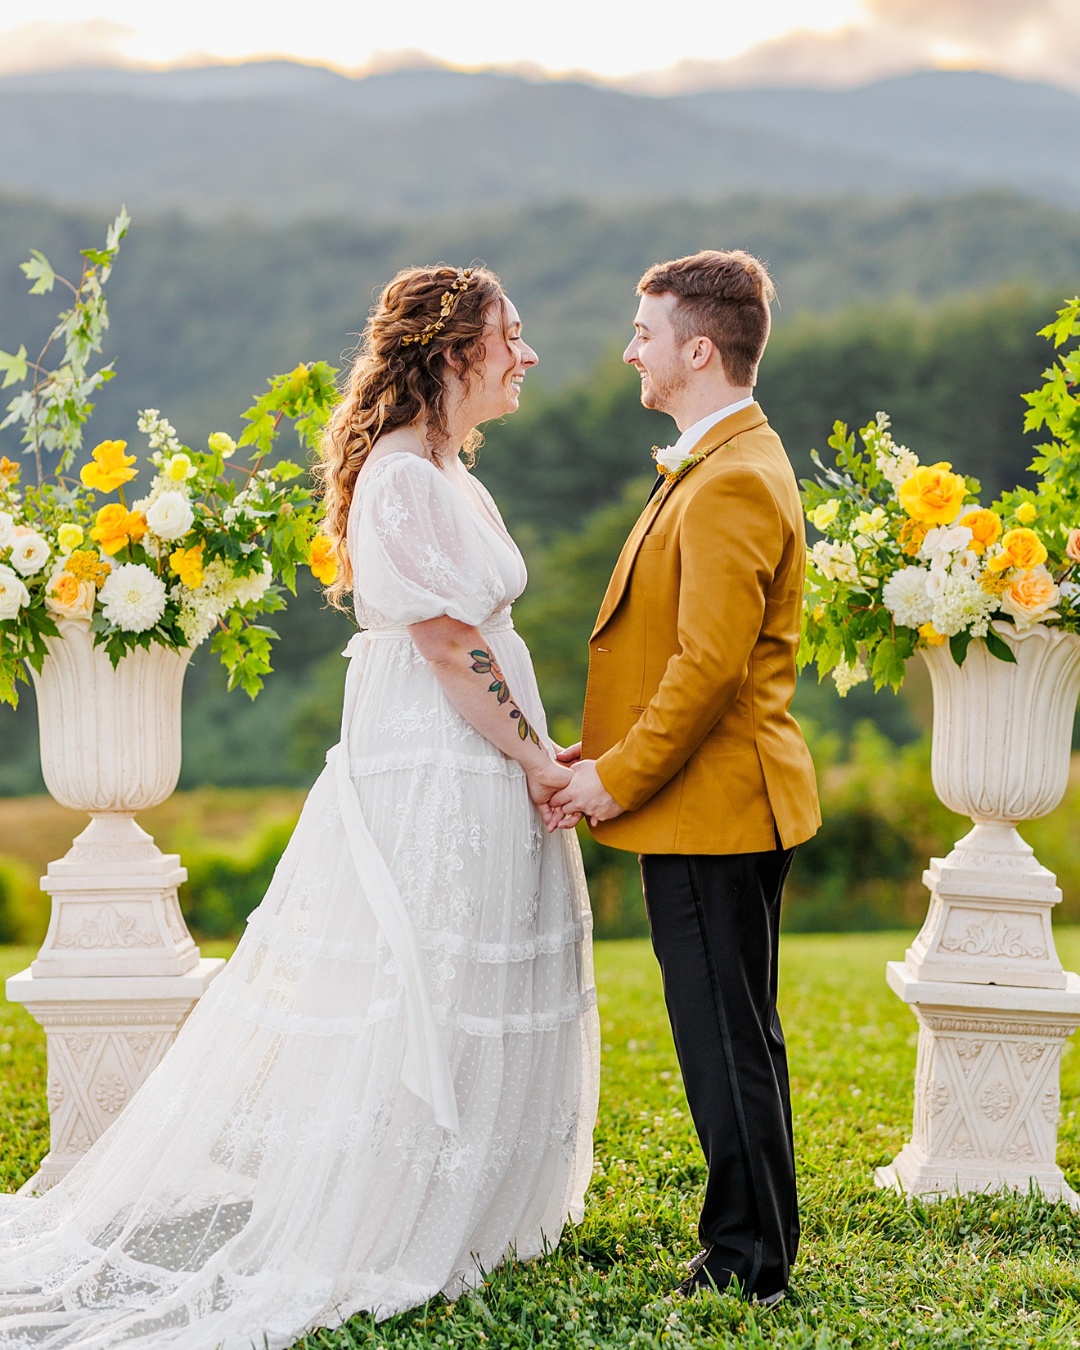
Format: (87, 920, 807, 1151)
(3, 931, 1080, 1346)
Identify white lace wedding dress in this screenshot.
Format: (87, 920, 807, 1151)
(0, 451, 600, 1348)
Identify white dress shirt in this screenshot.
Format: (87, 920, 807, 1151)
(669, 395, 756, 461)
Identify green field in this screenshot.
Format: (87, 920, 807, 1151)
(3, 933, 1080, 1347)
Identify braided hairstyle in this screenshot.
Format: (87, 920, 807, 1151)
(315, 263, 505, 607)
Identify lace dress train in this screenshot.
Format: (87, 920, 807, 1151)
(0, 452, 600, 1348)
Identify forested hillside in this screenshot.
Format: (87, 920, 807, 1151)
(2, 66, 1078, 220)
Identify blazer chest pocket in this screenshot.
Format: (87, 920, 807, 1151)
(639, 532, 666, 551)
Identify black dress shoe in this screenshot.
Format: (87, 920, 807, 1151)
(674, 1248, 786, 1306)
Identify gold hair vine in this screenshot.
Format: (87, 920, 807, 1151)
(401, 269, 474, 347)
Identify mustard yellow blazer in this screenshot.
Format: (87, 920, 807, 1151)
(581, 402, 821, 855)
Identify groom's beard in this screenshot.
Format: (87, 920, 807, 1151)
(639, 363, 687, 413)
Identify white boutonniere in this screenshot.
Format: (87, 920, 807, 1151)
(651, 443, 711, 490)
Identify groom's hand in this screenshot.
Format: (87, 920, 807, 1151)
(549, 760, 624, 831)
(555, 741, 582, 766)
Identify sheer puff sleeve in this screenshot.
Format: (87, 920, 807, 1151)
(351, 454, 505, 627)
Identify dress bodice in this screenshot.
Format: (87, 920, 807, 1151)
(349, 452, 527, 632)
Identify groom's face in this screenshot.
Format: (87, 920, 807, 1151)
(624, 292, 689, 413)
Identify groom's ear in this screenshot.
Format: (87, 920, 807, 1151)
(688, 335, 716, 371)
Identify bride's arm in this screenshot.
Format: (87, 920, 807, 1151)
(408, 615, 572, 813)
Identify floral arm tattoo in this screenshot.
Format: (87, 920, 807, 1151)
(469, 649, 541, 746)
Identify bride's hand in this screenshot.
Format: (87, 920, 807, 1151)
(526, 760, 584, 833)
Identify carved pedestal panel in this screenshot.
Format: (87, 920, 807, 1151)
(6, 963, 223, 1194)
(876, 965, 1080, 1206)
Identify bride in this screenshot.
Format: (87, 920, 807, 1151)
(0, 265, 600, 1347)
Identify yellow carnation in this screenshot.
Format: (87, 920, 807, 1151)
(169, 543, 205, 589)
(79, 439, 137, 493)
(57, 523, 85, 553)
(986, 527, 1048, 574)
(308, 533, 338, 585)
(897, 462, 967, 525)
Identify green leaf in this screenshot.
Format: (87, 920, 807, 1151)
(983, 628, 1018, 664)
(20, 250, 55, 295)
(0, 345, 27, 389)
(949, 631, 973, 667)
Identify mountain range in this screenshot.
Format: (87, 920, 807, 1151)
(2, 63, 1079, 222)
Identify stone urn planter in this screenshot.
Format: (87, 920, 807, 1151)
(877, 619, 1080, 1206)
(6, 618, 224, 1193)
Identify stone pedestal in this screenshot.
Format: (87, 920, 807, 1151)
(6, 961, 223, 1195)
(877, 623, 1080, 1207)
(875, 964, 1080, 1207)
(6, 617, 224, 1191)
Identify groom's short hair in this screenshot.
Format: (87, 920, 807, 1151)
(638, 250, 775, 387)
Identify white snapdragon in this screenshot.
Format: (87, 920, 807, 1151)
(881, 566, 934, 628)
(832, 657, 869, 697)
(99, 564, 167, 633)
(869, 412, 920, 492)
(137, 408, 183, 459)
(8, 530, 50, 577)
(0, 564, 30, 619)
(809, 540, 860, 585)
(930, 573, 999, 638)
(145, 491, 195, 541)
(226, 558, 273, 609)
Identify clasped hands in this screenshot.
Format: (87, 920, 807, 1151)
(527, 742, 624, 834)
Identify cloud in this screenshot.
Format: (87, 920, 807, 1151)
(0, 20, 137, 76)
(628, 0, 1080, 92)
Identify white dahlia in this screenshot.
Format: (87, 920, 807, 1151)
(145, 491, 195, 541)
(8, 529, 51, 577)
(99, 563, 167, 632)
(0, 564, 30, 620)
(881, 566, 934, 628)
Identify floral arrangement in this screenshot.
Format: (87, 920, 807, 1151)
(0, 211, 339, 706)
(799, 297, 1080, 695)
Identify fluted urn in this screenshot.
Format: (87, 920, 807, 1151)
(27, 617, 199, 978)
(903, 620, 1080, 989)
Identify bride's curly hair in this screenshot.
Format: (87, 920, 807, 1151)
(315, 262, 506, 607)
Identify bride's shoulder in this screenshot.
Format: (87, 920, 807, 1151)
(360, 449, 442, 492)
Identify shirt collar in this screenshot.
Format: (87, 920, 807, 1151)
(671, 396, 755, 460)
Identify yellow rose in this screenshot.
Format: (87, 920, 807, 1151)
(1001, 565, 1059, 630)
(45, 570, 95, 621)
(57, 523, 85, 553)
(897, 462, 967, 525)
(986, 527, 1048, 573)
(1015, 501, 1037, 524)
(90, 504, 147, 556)
(809, 499, 839, 530)
(919, 622, 947, 647)
(79, 439, 137, 493)
(163, 453, 194, 482)
(957, 508, 1002, 556)
(1066, 528, 1080, 565)
(169, 543, 205, 590)
(207, 432, 236, 458)
(308, 533, 338, 585)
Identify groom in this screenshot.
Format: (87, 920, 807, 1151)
(551, 249, 820, 1303)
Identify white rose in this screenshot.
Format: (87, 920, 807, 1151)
(44, 568, 96, 622)
(98, 563, 167, 633)
(145, 491, 195, 541)
(0, 512, 14, 552)
(0, 564, 30, 619)
(654, 445, 687, 475)
(8, 529, 51, 577)
(925, 565, 948, 601)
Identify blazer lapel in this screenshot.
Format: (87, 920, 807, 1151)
(590, 403, 767, 640)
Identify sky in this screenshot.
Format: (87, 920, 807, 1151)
(0, 0, 1077, 89)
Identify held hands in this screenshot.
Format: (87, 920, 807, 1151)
(546, 747, 624, 833)
(525, 758, 575, 831)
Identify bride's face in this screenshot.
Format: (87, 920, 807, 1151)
(464, 297, 538, 424)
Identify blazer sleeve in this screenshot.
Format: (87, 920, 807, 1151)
(595, 465, 784, 812)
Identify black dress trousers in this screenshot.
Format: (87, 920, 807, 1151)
(640, 846, 798, 1297)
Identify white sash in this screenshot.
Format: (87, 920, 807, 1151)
(328, 630, 459, 1132)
